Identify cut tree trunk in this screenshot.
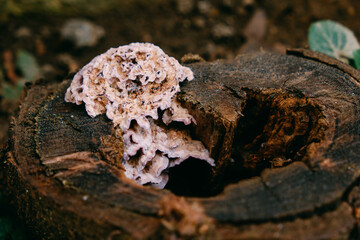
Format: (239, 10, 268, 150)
(2, 49, 360, 239)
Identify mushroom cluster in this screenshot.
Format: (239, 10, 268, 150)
(65, 43, 214, 188)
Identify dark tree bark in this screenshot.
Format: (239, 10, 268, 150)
(2, 50, 360, 239)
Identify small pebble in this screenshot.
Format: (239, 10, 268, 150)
(193, 16, 206, 28)
(198, 1, 212, 15)
(223, 0, 234, 7)
(242, 0, 254, 6)
(177, 0, 194, 14)
(212, 23, 235, 38)
(61, 19, 105, 48)
(15, 27, 32, 38)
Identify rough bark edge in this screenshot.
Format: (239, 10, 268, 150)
(286, 48, 360, 83)
(2, 151, 133, 240)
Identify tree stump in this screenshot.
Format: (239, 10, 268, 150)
(2, 49, 360, 239)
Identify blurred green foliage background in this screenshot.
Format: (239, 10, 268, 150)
(0, 192, 27, 239)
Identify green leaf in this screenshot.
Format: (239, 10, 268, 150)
(1, 50, 41, 100)
(0, 217, 12, 239)
(353, 49, 360, 70)
(308, 20, 359, 63)
(10, 228, 28, 240)
(16, 49, 41, 82)
(3, 78, 27, 100)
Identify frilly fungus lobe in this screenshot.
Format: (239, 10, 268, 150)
(65, 43, 214, 188)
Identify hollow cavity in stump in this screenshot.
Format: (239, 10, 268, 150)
(166, 87, 327, 197)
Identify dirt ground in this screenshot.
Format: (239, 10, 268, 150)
(1, 0, 360, 146)
(1, 0, 360, 238)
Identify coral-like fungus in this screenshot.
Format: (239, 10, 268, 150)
(65, 43, 214, 188)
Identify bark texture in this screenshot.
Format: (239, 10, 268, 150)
(3, 50, 360, 239)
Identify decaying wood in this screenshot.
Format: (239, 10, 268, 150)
(2, 50, 360, 239)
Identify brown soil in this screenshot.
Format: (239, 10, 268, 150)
(1, 0, 360, 83)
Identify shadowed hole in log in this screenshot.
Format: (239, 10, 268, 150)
(165, 89, 327, 197)
(165, 158, 214, 197)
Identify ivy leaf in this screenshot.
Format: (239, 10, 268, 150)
(0, 217, 12, 239)
(16, 49, 41, 82)
(1, 50, 41, 100)
(3, 78, 28, 100)
(353, 49, 360, 70)
(10, 227, 28, 240)
(308, 20, 360, 63)
(0, 192, 28, 239)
